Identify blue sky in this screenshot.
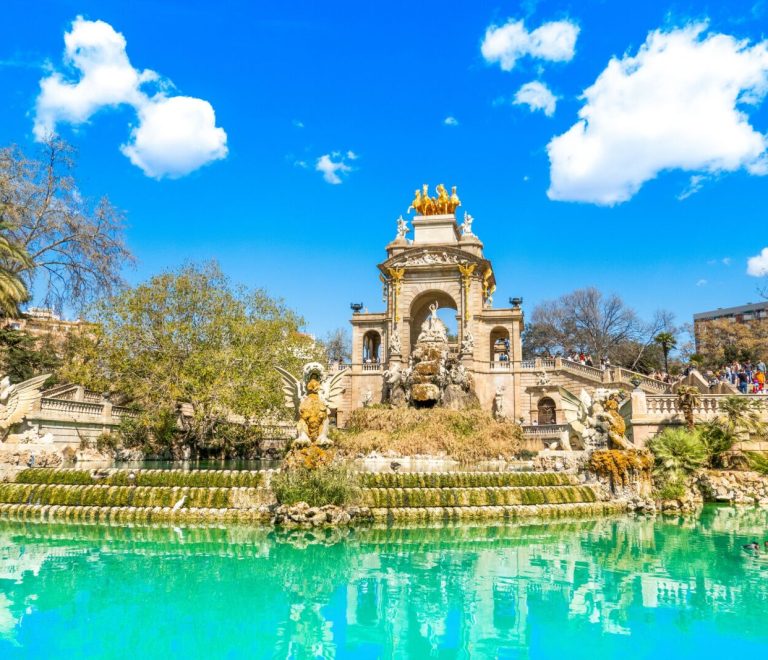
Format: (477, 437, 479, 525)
(1, 0, 768, 337)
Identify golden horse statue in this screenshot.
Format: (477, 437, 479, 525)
(408, 184, 461, 216)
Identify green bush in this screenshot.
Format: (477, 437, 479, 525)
(648, 428, 708, 475)
(271, 463, 360, 507)
(747, 452, 768, 475)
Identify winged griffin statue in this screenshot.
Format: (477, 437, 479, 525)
(275, 362, 349, 448)
(0, 374, 50, 438)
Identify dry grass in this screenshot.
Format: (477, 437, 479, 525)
(333, 407, 523, 463)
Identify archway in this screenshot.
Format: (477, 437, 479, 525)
(537, 397, 557, 425)
(409, 290, 459, 349)
(362, 330, 381, 363)
(490, 326, 510, 363)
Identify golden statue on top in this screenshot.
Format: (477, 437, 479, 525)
(408, 184, 461, 216)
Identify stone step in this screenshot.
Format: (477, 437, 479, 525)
(0, 483, 271, 509)
(359, 471, 576, 489)
(363, 485, 598, 508)
(370, 501, 626, 521)
(15, 468, 266, 488)
(0, 503, 271, 524)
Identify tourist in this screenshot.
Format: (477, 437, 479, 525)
(737, 370, 749, 394)
(586, 355, 594, 367)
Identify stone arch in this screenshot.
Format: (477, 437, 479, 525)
(490, 326, 510, 363)
(537, 396, 557, 425)
(408, 289, 460, 349)
(362, 330, 382, 363)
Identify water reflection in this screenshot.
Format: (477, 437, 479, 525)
(1, 507, 768, 657)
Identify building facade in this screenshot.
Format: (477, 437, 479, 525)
(334, 191, 671, 442)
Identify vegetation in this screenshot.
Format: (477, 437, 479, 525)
(335, 407, 523, 462)
(321, 327, 352, 363)
(0, 221, 31, 316)
(0, 327, 60, 383)
(0, 137, 133, 312)
(654, 331, 677, 375)
(694, 317, 768, 367)
(588, 449, 652, 489)
(271, 448, 360, 507)
(647, 428, 708, 498)
(359, 471, 573, 488)
(59, 262, 322, 457)
(521, 286, 675, 372)
(15, 467, 264, 488)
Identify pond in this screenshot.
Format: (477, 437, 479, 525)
(1, 506, 768, 658)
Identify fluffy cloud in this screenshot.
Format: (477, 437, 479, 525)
(34, 17, 227, 179)
(547, 24, 768, 205)
(315, 152, 355, 184)
(121, 96, 227, 178)
(481, 19, 579, 71)
(444, 116, 459, 126)
(514, 81, 557, 116)
(747, 248, 768, 276)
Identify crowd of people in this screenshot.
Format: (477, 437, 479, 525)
(704, 361, 767, 394)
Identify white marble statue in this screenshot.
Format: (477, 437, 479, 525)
(389, 328, 401, 354)
(493, 385, 506, 421)
(396, 215, 409, 240)
(537, 370, 551, 386)
(460, 212, 474, 236)
(460, 330, 474, 355)
(416, 301, 448, 343)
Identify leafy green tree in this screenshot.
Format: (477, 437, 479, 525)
(0, 221, 31, 316)
(0, 327, 60, 382)
(64, 262, 322, 455)
(654, 331, 677, 375)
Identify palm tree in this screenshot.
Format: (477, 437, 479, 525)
(654, 331, 677, 375)
(716, 395, 766, 438)
(0, 222, 31, 317)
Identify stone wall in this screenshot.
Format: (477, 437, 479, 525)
(697, 470, 768, 506)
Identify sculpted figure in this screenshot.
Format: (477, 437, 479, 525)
(450, 186, 461, 212)
(396, 215, 409, 240)
(435, 184, 450, 213)
(0, 374, 50, 433)
(407, 189, 423, 215)
(460, 212, 473, 236)
(276, 362, 348, 447)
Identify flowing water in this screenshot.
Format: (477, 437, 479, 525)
(1, 506, 768, 658)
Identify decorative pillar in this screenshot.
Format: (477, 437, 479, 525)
(387, 267, 405, 362)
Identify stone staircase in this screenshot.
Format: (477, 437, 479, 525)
(0, 468, 625, 524)
(359, 471, 622, 521)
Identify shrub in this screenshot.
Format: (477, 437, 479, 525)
(272, 449, 360, 507)
(747, 452, 768, 475)
(588, 449, 652, 488)
(648, 428, 708, 475)
(336, 408, 523, 462)
(698, 422, 735, 467)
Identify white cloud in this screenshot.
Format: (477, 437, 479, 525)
(121, 96, 227, 179)
(481, 19, 579, 71)
(747, 247, 768, 276)
(316, 152, 354, 184)
(722, 257, 732, 266)
(444, 116, 459, 126)
(547, 24, 768, 205)
(292, 119, 304, 128)
(696, 279, 708, 286)
(33, 16, 227, 178)
(513, 81, 557, 116)
(677, 174, 706, 200)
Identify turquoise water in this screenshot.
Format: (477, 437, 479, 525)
(2, 507, 768, 658)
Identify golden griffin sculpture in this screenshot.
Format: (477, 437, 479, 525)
(408, 184, 461, 216)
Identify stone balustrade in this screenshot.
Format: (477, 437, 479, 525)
(39, 398, 105, 417)
(522, 424, 569, 437)
(489, 361, 511, 371)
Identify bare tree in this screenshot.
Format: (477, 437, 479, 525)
(524, 287, 643, 360)
(0, 137, 134, 312)
(322, 327, 352, 363)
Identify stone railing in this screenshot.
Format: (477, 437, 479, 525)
(111, 406, 139, 419)
(560, 359, 606, 380)
(39, 398, 105, 417)
(644, 394, 768, 418)
(489, 361, 511, 371)
(522, 424, 569, 437)
(361, 363, 382, 372)
(613, 368, 668, 393)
